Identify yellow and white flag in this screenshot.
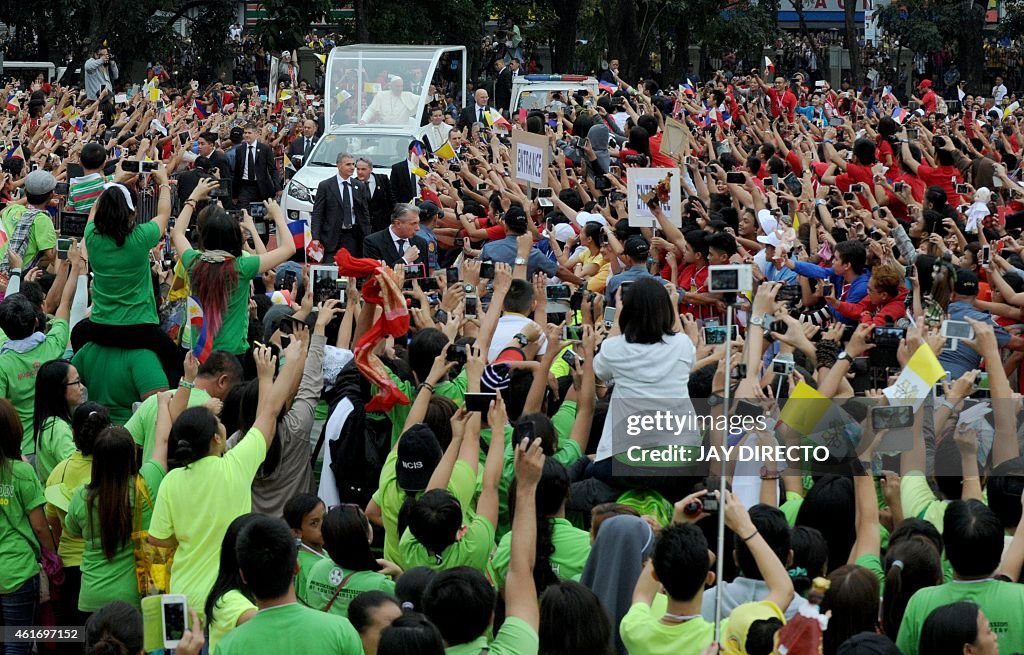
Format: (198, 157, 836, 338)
(883, 343, 945, 412)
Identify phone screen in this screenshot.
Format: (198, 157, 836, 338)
(464, 392, 496, 412)
(162, 599, 187, 644)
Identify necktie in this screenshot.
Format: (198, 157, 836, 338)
(342, 180, 352, 228)
(304, 138, 310, 158)
(247, 145, 256, 181)
(478, 107, 484, 123)
(410, 170, 417, 196)
(397, 239, 407, 259)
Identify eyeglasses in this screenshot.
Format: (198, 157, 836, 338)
(64, 379, 85, 387)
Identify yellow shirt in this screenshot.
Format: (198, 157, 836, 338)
(44, 452, 93, 567)
(580, 250, 610, 293)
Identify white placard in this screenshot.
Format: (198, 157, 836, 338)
(626, 167, 682, 227)
(511, 130, 548, 185)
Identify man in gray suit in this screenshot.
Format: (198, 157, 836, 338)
(310, 152, 371, 260)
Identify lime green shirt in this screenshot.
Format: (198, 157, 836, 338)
(149, 427, 268, 622)
(445, 616, 538, 655)
(0, 205, 57, 268)
(0, 319, 70, 454)
(44, 452, 92, 567)
(85, 220, 162, 326)
(125, 387, 211, 462)
(378, 369, 468, 447)
(73, 343, 169, 425)
(620, 600, 716, 655)
(215, 602, 361, 655)
(897, 579, 1024, 655)
(488, 517, 591, 591)
(298, 558, 396, 616)
(209, 589, 257, 655)
(65, 460, 166, 612)
(182, 249, 262, 355)
(295, 545, 327, 603)
(372, 448, 477, 567)
(399, 512, 496, 572)
(0, 460, 46, 593)
(33, 416, 75, 483)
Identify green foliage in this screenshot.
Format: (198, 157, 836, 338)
(253, 0, 333, 52)
(875, 0, 983, 57)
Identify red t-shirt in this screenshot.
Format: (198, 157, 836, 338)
(836, 162, 874, 206)
(646, 134, 678, 168)
(917, 163, 962, 205)
(876, 139, 895, 177)
(920, 90, 937, 115)
(767, 88, 798, 122)
(884, 172, 926, 220)
(785, 150, 803, 178)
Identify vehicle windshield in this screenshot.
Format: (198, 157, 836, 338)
(326, 50, 436, 130)
(307, 133, 411, 169)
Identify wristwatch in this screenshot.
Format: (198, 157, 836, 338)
(837, 350, 852, 363)
(514, 256, 527, 266)
(749, 314, 771, 328)
(512, 332, 530, 347)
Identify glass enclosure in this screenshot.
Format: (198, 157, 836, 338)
(306, 132, 413, 170)
(325, 45, 466, 131)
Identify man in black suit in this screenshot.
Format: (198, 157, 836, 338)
(355, 157, 395, 233)
(390, 140, 425, 205)
(363, 203, 430, 271)
(459, 88, 498, 130)
(494, 59, 513, 113)
(198, 131, 231, 180)
(310, 152, 372, 260)
(287, 119, 318, 172)
(232, 122, 281, 206)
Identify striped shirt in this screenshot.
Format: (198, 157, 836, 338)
(67, 173, 110, 212)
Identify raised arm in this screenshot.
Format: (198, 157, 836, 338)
(505, 436, 544, 632)
(256, 200, 296, 272)
(475, 394, 508, 529)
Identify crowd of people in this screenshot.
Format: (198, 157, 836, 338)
(4, 36, 1024, 655)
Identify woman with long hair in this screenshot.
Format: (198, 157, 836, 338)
(170, 180, 295, 356)
(539, 581, 614, 655)
(80, 162, 182, 381)
(0, 398, 58, 655)
(491, 459, 591, 593)
(880, 538, 943, 640)
(33, 359, 86, 482)
(821, 564, 881, 655)
(299, 504, 399, 617)
(377, 613, 446, 655)
(147, 342, 302, 624)
(64, 399, 170, 613)
(348, 592, 402, 655)
(45, 403, 111, 634)
(919, 601, 999, 655)
(206, 513, 259, 655)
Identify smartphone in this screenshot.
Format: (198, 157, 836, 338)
(161, 594, 188, 649)
(465, 392, 496, 412)
(177, 131, 190, 145)
(127, 160, 159, 174)
(475, 182, 488, 192)
(893, 181, 907, 193)
(403, 263, 426, 279)
(976, 371, 991, 391)
(57, 237, 73, 260)
(843, 192, 856, 202)
(445, 268, 460, 286)
(248, 203, 267, 220)
(478, 261, 495, 279)
(514, 418, 537, 442)
(940, 320, 974, 340)
(726, 172, 745, 184)
(226, 209, 243, 222)
(955, 183, 969, 195)
(546, 284, 571, 301)
(981, 245, 991, 267)
(310, 265, 341, 305)
(275, 269, 297, 291)
(537, 187, 553, 198)
(210, 178, 232, 198)
(54, 182, 70, 196)
(849, 183, 865, 194)
(703, 324, 738, 345)
(907, 127, 920, 140)
(603, 306, 616, 327)
(563, 325, 584, 341)
(446, 343, 468, 366)
(869, 405, 914, 431)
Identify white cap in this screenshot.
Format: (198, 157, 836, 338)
(575, 211, 607, 228)
(552, 223, 576, 242)
(757, 232, 783, 249)
(757, 209, 777, 235)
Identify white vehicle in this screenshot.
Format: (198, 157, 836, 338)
(509, 75, 600, 117)
(282, 44, 466, 222)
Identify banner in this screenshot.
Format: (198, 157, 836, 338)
(626, 167, 682, 227)
(511, 130, 548, 186)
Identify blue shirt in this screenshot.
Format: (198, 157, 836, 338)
(416, 225, 439, 271)
(792, 261, 869, 325)
(938, 301, 1011, 379)
(481, 236, 557, 280)
(605, 264, 667, 305)
(765, 262, 798, 284)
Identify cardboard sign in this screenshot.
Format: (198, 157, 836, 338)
(511, 130, 549, 185)
(659, 118, 689, 159)
(626, 167, 682, 227)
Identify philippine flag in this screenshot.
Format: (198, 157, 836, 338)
(287, 218, 311, 253)
(186, 296, 213, 363)
(193, 100, 209, 119)
(5, 96, 18, 113)
(891, 106, 909, 124)
(598, 81, 618, 95)
(682, 79, 696, 96)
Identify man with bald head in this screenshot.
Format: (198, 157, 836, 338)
(459, 88, 497, 130)
(287, 119, 319, 171)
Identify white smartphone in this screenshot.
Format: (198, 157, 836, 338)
(161, 594, 188, 649)
(940, 320, 973, 341)
(603, 306, 616, 327)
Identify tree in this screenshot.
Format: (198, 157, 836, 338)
(844, 0, 861, 85)
(252, 0, 333, 53)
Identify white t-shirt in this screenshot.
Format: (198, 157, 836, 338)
(488, 314, 547, 362)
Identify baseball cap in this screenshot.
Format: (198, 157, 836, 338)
(757, 209, 778, 235)
(623, 236, 650, 259)
(418, 200, 442, 219)
(24, 170, 57, 196)
(552, 223, 576, 243)
(918, 79, 932, 89)
(757, 232, 783, 248)
(574, 211, 607, 228)
(396, 424, 443, 492)
(503, 205, 529, 233)
(954, 269, 979, 296)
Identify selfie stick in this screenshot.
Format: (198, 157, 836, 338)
(713, 302, 733, 644)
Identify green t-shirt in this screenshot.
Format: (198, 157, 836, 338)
(897, 579, 1024, 655)
(399, 512, 496, 572)
(215, 602, 362, 655)
(0, 460, 46, 593)
(85, 220, 162, 326)
(209, 589, 257, 655)
(299, 558, 396, 616)
(488, 517, 591, 591)
(0, 205, 57, 267)
(125, 387, 211, 462)
(149, 427, 268, 622)
(65, 460, 165, 612)
(73, 342, 168, 425)
(0, 318, 70, 454)
(295, 546, 327, 603)
(181, 249, 262, 355)
(34, 416, 75, 483)
(900, 472, 948, 531)
(379, 369, 468, 447)
(444, 616, 538, 655)
(372, 448, 477, 567)
(620, 600, 716, 655)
